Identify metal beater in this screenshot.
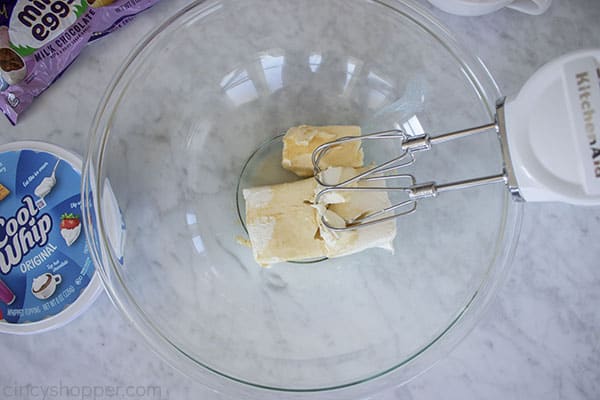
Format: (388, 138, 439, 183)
(312, 49, 600, 231)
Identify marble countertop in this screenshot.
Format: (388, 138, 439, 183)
(2, 1, 599, 399)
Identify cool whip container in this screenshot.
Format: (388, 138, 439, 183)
(0, 141, 102, 334)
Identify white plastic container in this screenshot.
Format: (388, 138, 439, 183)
(0, 141, 102, 334)
(427, 0, 552, 16)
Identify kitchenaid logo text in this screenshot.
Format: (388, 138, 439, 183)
(576, 68, 600, 177)
(0, 196, 52, 274)
(18, 0, 76, 42)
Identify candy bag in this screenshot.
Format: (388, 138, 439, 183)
(0, 0, 160, 124)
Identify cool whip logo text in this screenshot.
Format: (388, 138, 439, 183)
(0, 195, 52, 274)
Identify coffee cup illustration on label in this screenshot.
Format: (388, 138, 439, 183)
(31, 273, 61, 300)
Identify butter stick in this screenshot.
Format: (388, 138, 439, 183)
(281, 125, 364, 177)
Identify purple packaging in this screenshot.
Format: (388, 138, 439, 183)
(0, 0, 160, 124)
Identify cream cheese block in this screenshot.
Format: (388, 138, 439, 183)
(243, 167, 396, 266)
(281, 125, 364, 177)
(314, 167, 397, 258)
(243, 178, 325, 265)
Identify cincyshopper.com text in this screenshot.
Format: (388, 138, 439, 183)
(3, 382, 169, 400)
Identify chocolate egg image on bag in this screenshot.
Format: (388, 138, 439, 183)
(0, 47, 26, 85)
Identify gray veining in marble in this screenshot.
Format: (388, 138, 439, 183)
(1, 0, 600, 399)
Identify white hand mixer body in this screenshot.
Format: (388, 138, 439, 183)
(312, 49, 600, 231)
(503, 49, 600, 204)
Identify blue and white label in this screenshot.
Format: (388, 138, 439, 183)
(0, 149, 93, 324)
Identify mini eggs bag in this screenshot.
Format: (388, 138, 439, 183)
(0, 0, 160, 124)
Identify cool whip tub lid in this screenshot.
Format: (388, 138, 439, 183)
(0, 141, 102, 334)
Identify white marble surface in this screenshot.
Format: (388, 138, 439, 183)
(1, 1, 600, 399)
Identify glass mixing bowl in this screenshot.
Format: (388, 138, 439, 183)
(83, 0, 522, 397)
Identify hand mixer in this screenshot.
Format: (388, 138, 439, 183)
(312, 49, 600, 231)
